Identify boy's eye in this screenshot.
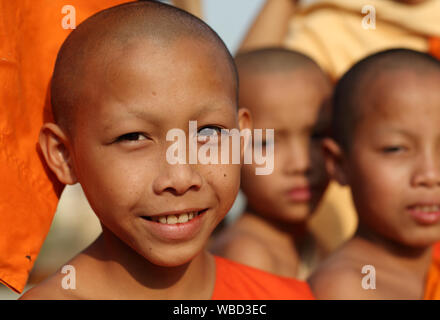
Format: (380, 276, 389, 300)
(311, 132, 326, 140)
(198, 126, 222, 136)
(382, 146, 405, 153)
(116, 132, 148, 142)
(197, 126, 224, 142)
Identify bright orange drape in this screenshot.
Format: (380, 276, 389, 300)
(429, 37, 440, 60)
(424, 242, 440, 300)
(211, 256, 315, 299)
(0, 0, 127, 294)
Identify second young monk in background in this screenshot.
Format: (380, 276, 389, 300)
(309, 49, 440, 299)
(211, 48, 332, 279)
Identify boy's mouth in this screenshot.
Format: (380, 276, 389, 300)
(142, 209, 207, 225)
(408, 204, 440, 212)
(407, 204, 440, 225)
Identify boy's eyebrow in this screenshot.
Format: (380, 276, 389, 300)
(127, 108, 161, 123)
(374, 127, 416, 138)
(192, 103, 235, 118)
(101, 107, 161, 132)
(103, 103, 233, 131)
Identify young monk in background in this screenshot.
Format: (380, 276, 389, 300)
(19, 1, 314, 300)
(211, 48, 332, 280)
(236, 0, 440, 255)
(309, 49, 440, 299)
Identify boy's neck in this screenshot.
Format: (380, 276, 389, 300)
(244, 206, 309, 247)
(88, 228, 216, 299)
(354, 224, 433, 274)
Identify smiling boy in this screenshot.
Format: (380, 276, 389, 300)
(309, 48, 440, 299)
(19, 1, 313, 300)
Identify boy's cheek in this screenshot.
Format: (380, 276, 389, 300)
(209, 164, 241, 203)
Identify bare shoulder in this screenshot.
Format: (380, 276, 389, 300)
(211, 228, 276, 273)
(20, 249, 102, 300)
(19, 272, 79, 300)
(308, 241, 382, 300)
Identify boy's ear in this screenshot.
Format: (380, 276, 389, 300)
(322, 137, 348, 186)
(39, 123, 77, 185)
(237, 108, 252, 162)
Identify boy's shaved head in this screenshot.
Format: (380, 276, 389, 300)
(333, 48, 440, 151)
(235, 47, 327, 76)
(51, 0, 237, 134)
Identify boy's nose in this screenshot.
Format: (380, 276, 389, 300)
(283, 140, 311, 175)
(152, 162, 202, 195)
(411, 153, 440, 188)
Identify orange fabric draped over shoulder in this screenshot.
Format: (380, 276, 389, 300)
(424, 242, 440, 300)
(0, 0, 127, 294)
(211, 256, 315, 300)
(429, 37, 440, 60)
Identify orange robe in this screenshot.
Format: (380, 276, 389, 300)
(429, 37, 440, 60)
(0, 0, 127, 294)
(424, 242, 440, 300)
(212, 256, 314, 300)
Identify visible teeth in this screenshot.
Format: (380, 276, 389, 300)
(178, 213, 189, 223)
(167, 215, 178, 224)
(159, 216, 167, 224)
(149, 211, 201, 224)
(414, 205, 440, 212)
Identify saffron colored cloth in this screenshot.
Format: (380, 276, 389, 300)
(0, 0, 127, 294)
(424, 243, 440, 300)
(211, 256, 315, 300)
(429, 37, 440, 60)
(286, 0, 440, 79)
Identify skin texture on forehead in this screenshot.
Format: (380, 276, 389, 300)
(235, 47, 330, 79)
(50, 0, 237, 136)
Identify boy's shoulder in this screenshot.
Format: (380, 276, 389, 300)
(20, 250, 103, 300)
(212, 256, 314, 300)
(19, 272, 81, 300)
(212, 229, 277, 273)
(307, 240, 382, 299)
(308, 256, 367, 299)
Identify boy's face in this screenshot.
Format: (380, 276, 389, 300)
(240, 69, 331, 224)
(331, 71, 440, 247)
(61, 38, 248, 266)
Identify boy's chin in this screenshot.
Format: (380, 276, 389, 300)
(397, 232, 440, 249)
(138, 244, 204, 268)
(279, 207, 314, 223)
(373, 226, 440, 249)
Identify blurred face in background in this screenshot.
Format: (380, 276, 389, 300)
(239, 69, 332, 225)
